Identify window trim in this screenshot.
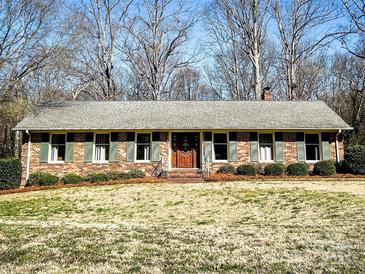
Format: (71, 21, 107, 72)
(258, 133, 275, 163)
(135, 132, 152, 163)
(92, 133, 111, 164)
(48, 133, 66, 164)
(304, 133, 321, 163)
(212, 132, 229, 162)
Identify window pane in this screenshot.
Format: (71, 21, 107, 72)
(306, 145, 320, 161)
(214, 144, 227, 160)
(305, 134, 319, 144)
(96, 134, 109, 144)
(58, 145, 65, 161)
(95, 145, 109, 161)
(51, 146, 57, 161)
(137, 134, 150, 143)
(52, 134, 65, 144)
(260, 145, 273, 161)
(137, 144, 150, 160)
(214, 133, 227, 143)
(259, 134, 273, 144)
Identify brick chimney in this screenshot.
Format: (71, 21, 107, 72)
(261, 87, 273, 101)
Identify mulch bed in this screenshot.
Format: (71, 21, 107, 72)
(206, 173, 365, 182)
(1, 174, 365, 196)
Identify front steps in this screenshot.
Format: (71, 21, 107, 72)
(167, 169, 204, 183)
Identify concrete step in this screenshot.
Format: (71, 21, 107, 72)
(167, 177, 204, 183)
(168, 173, 202, 178)
(167, 169, 203, 182)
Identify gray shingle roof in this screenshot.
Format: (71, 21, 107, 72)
(14, 101, 352, 131)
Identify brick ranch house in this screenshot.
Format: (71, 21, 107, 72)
(14, 93, 351, 184)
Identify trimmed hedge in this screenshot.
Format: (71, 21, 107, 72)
(62, 174, 84, 184)
(264, 163, 285, 176)
(85, 173, 110, 183)
(313, 160, 336, 176)
(286, 163, 308, 176)
(27, 172, 59, 186)
(236, 164, 258, 176)
(217, 164, 236, 174)
(106, 171, 129, 180)
(342, 145, 365, 174)
(0, 159, 22, 190)
(127, 169, 145, 179)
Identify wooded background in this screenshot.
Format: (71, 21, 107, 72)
(1, 0, 364, 158)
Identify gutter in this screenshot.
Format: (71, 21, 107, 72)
(25, 130, 31, 183)
(335, 129, 341, 163)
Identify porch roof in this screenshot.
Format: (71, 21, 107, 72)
(14, 100, 352, 131)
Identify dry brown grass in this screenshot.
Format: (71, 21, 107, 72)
(0, 180, 365, 273)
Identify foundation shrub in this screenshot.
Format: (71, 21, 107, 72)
(106, 171, 129, 180)
(217, 164, 236, 174)
(62, 174, 85, 184)
(85, 173, 110, 183)
(286, 163, 308, 176)
(313, 160, 336, 176)
(264, 163, 285, 176)
(127, 169, 145, 179)
(27, 172, 59, 186)
(236, 164, 258, 176)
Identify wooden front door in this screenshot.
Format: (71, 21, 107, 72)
(172, 133, 200, 168)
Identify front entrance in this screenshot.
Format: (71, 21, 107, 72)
(171, 133, 200, 168)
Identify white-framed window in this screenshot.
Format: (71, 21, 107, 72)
(94, 134, 110, 162)
(305, 134, 320, 161)
(213, 133, 228, 161)
(50, 134, 66, 162)
(259, 133, 274, 162)
(136, 133, 151, 161)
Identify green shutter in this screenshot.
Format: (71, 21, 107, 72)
(229, 141, 237, 161)
(39, 133, 49, 163)
(109, 132, 119, 162)
(229, 132, 237, 161)
(321, 133, 331, 160)
(275, 132, 283, 162)
(296, 133, 305, 162)
(151, 132, 160, 162)
(126, 142, 135, 162)
(203, 141, 212, 162)
(126, 132, 135, 162)
(65, 133, 75, 163)
(203, 132, 212, 162)
(84, 133, 93, 163)
(250, 132, 258, 162)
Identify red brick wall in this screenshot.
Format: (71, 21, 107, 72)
(21, 131, 344, 184)
(21, 132, 169, 185)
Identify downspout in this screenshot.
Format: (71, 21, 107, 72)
(335, 129, 341, 163)
(25, 130, 31, 182)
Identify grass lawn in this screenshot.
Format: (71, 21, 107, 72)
(1, 180, 365, 273)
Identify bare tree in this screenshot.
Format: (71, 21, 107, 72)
(67, 0, 132, 100)
(123, 0, 198, 100)
(272, 0, 342, 100)
(210, 0, 270, 99)
(169, 67, 207, 100)
(0, 0, 59, 102)
(342, 0, 365, 58)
